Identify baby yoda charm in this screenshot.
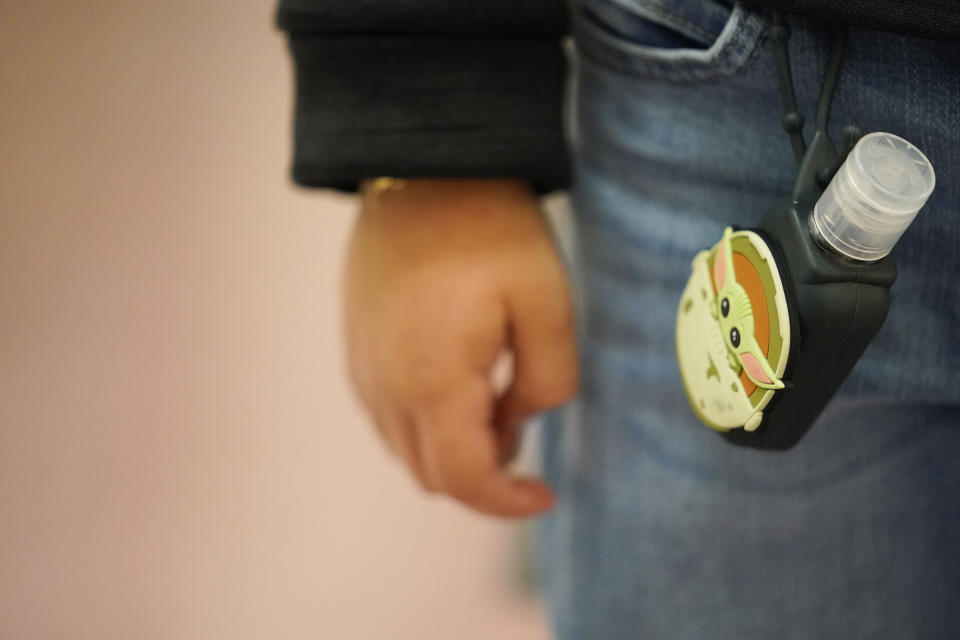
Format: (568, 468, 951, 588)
(711, 228, 785, 393)
(676, 227, 791, 433)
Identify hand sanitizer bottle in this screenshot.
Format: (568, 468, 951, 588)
(676, 132, 935, 449)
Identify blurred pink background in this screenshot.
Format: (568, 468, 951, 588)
(0, 2, 549, 638)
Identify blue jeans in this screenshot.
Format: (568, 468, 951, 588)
(537, 1, 960, 638)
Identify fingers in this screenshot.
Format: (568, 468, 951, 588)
(498, 253, 579, 434)
(378, 410, 439, 493)
(415, 376, 554, 518)
(346, 336, 439, 491)
(345, 272, 576, 515)
(352, 359, 553, 515)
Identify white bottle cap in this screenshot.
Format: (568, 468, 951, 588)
(812, 132, 935, 261)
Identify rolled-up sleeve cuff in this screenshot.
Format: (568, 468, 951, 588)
(285, 35, 569, 192)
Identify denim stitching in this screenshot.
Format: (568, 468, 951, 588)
(574, 4, 767, 82)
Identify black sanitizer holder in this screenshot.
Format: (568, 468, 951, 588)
(675, 17, 936, 449)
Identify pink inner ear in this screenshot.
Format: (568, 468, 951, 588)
(713, 251, 725, 289)
(740, 353, 773, 384)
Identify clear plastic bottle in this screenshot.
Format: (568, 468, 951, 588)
(811, 132, 936, 262)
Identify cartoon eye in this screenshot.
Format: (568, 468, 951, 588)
(720, 297, 730, 317)
(730, 327, 741, 348)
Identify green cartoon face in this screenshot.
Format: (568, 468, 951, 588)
(676, 227, 792, 432)
(712, 227, 785, 391)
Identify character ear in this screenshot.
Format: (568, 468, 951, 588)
(739, 350, 785, 390)
(713, 227, 735, 291)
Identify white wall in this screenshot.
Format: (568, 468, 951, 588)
(0, 2, 548, 638)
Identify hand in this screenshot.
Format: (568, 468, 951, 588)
(343, 178, 578, 517)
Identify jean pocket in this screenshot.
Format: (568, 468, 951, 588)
(574, 0, 767, 81)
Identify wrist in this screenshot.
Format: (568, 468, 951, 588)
(360, 177, 537, 208)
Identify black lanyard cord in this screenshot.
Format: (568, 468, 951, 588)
(769, 11, 861, 199)
(769, 11, 806, 164)
(816, 26, 847, 134)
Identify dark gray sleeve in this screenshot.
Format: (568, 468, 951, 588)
(747, 0, 960, 41)
(276, 0, 570, 192)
